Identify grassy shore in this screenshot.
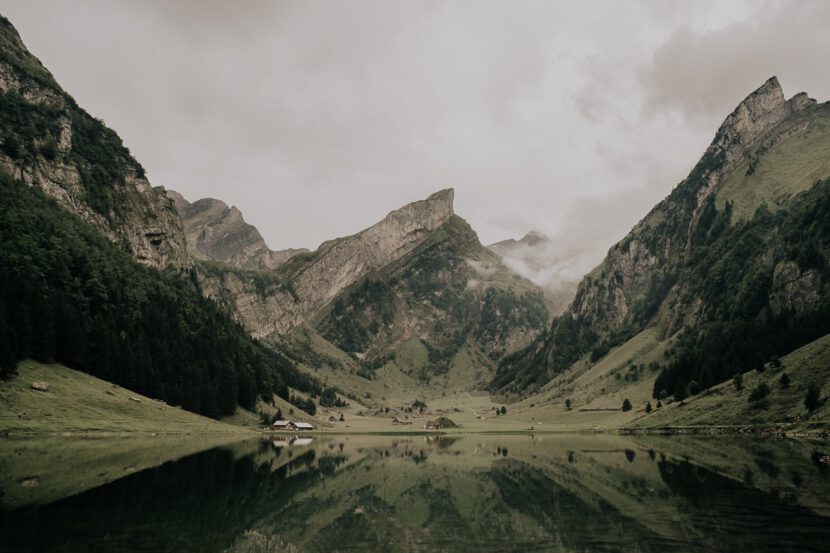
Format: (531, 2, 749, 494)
(0, 361, 255, 435)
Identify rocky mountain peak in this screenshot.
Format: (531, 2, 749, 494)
(713, 76, 815, 152)
(378, 188, 454, 231)
(167, 190, 306, 270)
(359, 188, 455, 258)
(520, 230, 551, 246)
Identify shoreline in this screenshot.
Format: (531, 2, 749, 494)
(5, 422, 829, 439)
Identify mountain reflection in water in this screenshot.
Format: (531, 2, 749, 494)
(2, 434, 829, 552)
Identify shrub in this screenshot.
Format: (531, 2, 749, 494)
(622, 398, 632, 412)
(733, 372, 744, 390)
(565, 398, 572, 411)
(645, 401, 652, 414)
(748, 383, 771, 403)
(779, 373, 790, 389)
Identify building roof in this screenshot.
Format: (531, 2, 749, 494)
(294, 422, 314, 429)
(272, 420, 292, 426)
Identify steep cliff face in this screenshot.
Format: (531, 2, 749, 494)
(167, 190, 306, 270)
(314, 214, 549, 380)
(0, 16, 188, 270)
(493, 77, 830, 395)
(195, 189, 457, 338)
(568, 77, 819, 344)
(284, 189, 456, 313)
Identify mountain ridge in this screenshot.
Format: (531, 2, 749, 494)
(167, 190, 307, 270)
(492, 76, 830, 398)
(190, 188, 458, 338)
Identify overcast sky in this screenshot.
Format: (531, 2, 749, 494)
(4, 0, 829, 276)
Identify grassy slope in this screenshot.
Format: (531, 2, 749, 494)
(634, 332, 830, 430)
(0, 360, 254, 435)
(716, 102, 830, 221)
(494, 328, 670, 430)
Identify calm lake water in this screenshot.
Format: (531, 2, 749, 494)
(2, 433, 830, 552)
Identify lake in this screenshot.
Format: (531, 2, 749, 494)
(2, 433, 829, 552)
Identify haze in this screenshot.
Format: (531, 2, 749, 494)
(4, 0, 829, 281)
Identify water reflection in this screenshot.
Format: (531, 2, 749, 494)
(2, 434, 829, 552)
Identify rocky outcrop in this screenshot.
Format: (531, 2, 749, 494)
(769, 260, 821, 315)
(287, 189, 455, 313)
(196, 189, 457, 338)
(167, 190, 306, 270)
(0, 16, 189, 270)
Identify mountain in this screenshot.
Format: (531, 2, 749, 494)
(488, 231, 578, 314)
(167, 190, 307, 270)
(310, 212, 548, 382)
(492, 77, 830, 404)
(0, 16, 187, 270)
(172, 189, 549, 395)
(188, 189, 457, 337)
(0, 15, 320, 419)
(489, 230, 552, 256)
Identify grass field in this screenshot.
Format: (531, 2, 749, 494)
(0, 361, 255, 435)
(486, 328, 671, 431)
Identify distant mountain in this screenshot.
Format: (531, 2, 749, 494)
(312, 211, 548, 383)
(188, 189, 458, 337)
(487, 231, 578, 314)
(167, 190, 307, 270)
(493, 76, 830, 401)
(175, 189, 549, 391)
(489, 230, 552, 256)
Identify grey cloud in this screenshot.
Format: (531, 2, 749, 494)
(641, 0, 830, 125)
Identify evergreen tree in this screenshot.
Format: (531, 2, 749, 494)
(805, 384, 821, 412)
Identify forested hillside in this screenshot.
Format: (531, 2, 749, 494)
(0, 174, 317, 418)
